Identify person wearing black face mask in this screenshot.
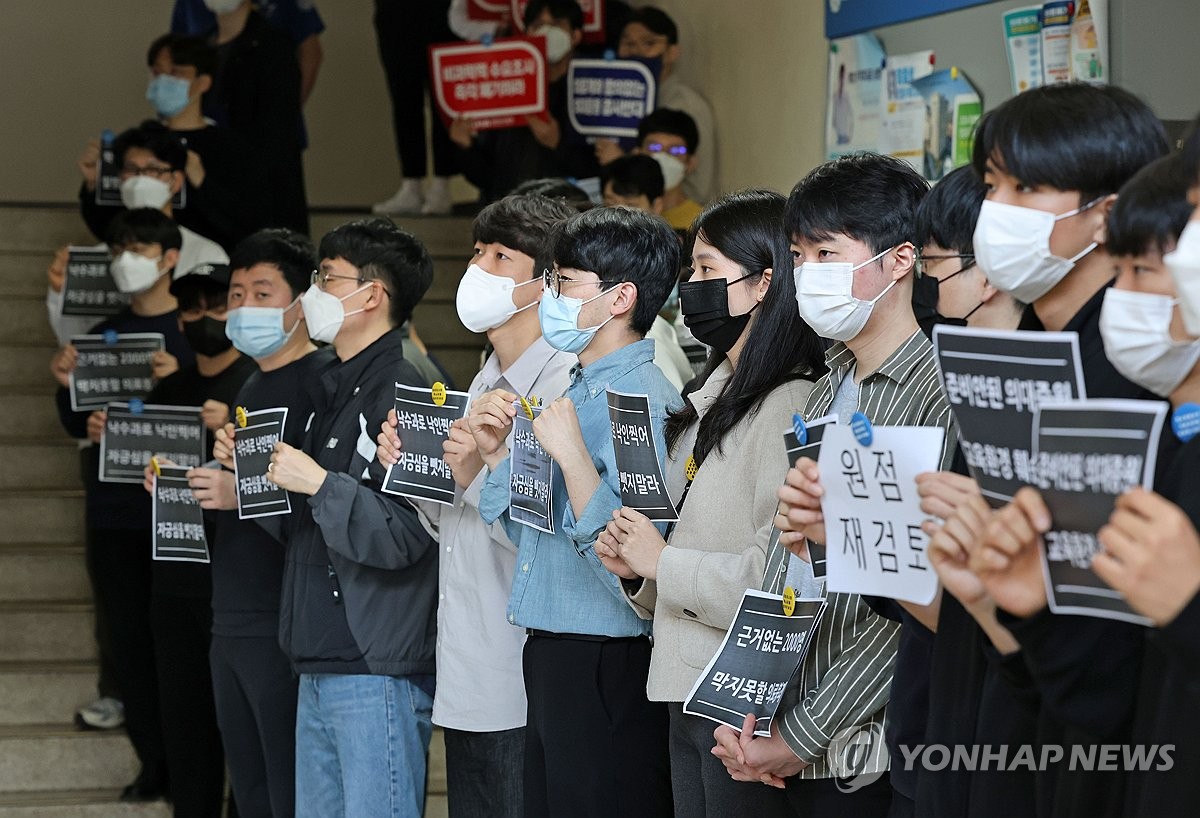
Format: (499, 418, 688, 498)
(138, 261, 258, 817)
(593, 190, 827, 818)
(910, 166, 1023, 339)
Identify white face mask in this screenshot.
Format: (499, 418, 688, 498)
(533, 25, 573, 62)
(120, 176, 173, 210)
(203, 0, 244, 13)
(973, 198, 1100, 304)
(793, 246, 897, 342)
(300, 282, 371, 344)
(455, 264, 540, 333)
(1099, 287, 1200, 397)
(110, 251, 164, 294)
(649, 151, 686, 191)
(1165, 220, 1200, 336)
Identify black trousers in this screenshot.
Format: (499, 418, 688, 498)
(785, 774, 893, 818)
(210, 635, 298, 818)
(522, 633, 673, 818)
(89, 527, 166, 786)
(152, 595, 226, 818)
(83, 524, 120, 700)
(373, 0, 459, 178)
(444, 726, 524, 818)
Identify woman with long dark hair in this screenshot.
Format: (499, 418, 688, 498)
(597, 189, 827, 818)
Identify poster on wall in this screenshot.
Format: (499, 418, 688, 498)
(1002, 5, 1044, 95)
(881, 51, 935, 174)
(825, 34, 886, 161)
(909, 67, 981, 182)
(1040, 1, 1075, 85)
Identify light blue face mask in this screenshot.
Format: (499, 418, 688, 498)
(538, 282, 619, 354)
(146, 74, 192, 118)
(224, 298, 302, 358)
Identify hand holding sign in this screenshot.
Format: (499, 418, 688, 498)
(1094, 488, 1200, 627)
(78, 138, 101, 189)
(48, 246, 68, 293)
(267, 441, 327, 497)
(443, 417, 483, 490)
(50, 344, 79, 388)
(151, 350, 179, 381)
(213, 423, 236, 470)
(376, 408, 402, 467)
(188, 467, 237, 511)
(775, 457, 826, 549)
(975, 487, 1051, 618)
(533, 397, 587, 469)
(607, 507, 667, 579)
(86, 410, 107, 444)
(469, 388, 518, 469)
(917, 471, 993, 611)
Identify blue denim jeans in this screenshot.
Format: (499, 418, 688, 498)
(295, 673, 434, 818)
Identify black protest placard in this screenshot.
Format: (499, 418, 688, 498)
(934, 326, 1086, 507)
(99, 403, 205, 484)
(69, 333, 165, 411)
(96, 131, 185, 209)
(61, 245, 128, 318)
(233, 407, 291, 519)
(382, 383, 470, 505)
(153, 465, 209, 563)
(511, 404, 555, 533)
(607, 390, 676, 522)
(1031, 399, 1169, 625)
(684, 589, 826, 735)
(782, 416, 835, 577)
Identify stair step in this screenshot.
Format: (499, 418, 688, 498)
(0, 789, 169, 818)
(0, 544, 89, 603)
(0, 662, 95, 726)
(0, 346, 58, 389)
(0, 724, 138, 793)
(0, 253, 52, 298)
(309, 213, 474, 259)
(0, 394, 75, 438)
(0, 298, 56, 346)
(0, 492, 85, 545)
(0, 441, 81, 491)
(0, 208, 94, 255)
(0, 602, 95, 663)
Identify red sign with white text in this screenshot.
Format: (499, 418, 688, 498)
(429, 38, 548, 131)
(511, 0, 605, 44)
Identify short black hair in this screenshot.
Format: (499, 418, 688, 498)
(318, 217, 434, 327)
(146, 33, 217, 78)
(549, 207, 679, 335)
(509, 177, 595, 212)
(786, 152, 930, 254)
(107, 208, 183, 253)
(171, 274, 229, 313)
(972, 83, 1168, 206)
(637, 108, 699, 153)
(229, 228, 317, 298)
(623, 6, 678, 44)
(112, 120, 188, 172)
(472, 194, 577, 277)
(915, 165, 987, 256)
(523, 0, 583, 31)
(603, 154, 665, 202)
(1106, 154, 1194, 259)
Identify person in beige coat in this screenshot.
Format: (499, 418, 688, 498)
(597, 190, 827, 818)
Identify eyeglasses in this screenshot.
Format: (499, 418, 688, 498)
(916, 254, 975, 281)
(120, 164, 175, 178)
(542, 267, 609, 298)
(311, 269, 371, 289)
(643, 142, 689, 158)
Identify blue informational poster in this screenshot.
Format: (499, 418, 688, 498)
(566, 58, 658, 141)
(825, 0, 999, 39)
(826, 34, 886, 160)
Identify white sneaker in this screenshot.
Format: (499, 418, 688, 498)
(75, 696, 125, 730)
(372, 179, 424, 215)
(420, 177, 453, 215)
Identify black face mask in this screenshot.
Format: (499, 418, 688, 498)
(679, 273, 758, 355)
(912, 267, 982, 339)
(183, 315, 234, 357)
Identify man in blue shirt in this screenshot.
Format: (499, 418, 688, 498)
(471, 206, 681, 817)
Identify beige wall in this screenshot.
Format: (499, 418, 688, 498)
(0, 0, 828, 208)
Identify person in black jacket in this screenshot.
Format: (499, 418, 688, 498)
(202, 2, 309, 235)
(260, 218, 437, 818)
(449, 0, 600, 203)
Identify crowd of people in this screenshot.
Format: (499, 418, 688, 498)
(36, 3, 1200, 818)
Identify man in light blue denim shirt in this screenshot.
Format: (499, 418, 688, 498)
(470, 207, 683, 818)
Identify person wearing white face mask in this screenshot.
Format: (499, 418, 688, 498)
(374, 195, 577, 818)
(634, 108, 704, 232)
(49, 208, 197, 803)
(449, 0, 601, 204)
(721, 154, 956, 818)
(253, 218, 440, 818)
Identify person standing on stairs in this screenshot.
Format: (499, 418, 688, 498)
(49, 208, 195, 803)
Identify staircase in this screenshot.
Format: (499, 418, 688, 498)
(0, 205, 477, 817)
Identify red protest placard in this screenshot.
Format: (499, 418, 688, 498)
(428, 38, 548, 131)
(467, 0, 508, 22)
(511, 0, 606, 44)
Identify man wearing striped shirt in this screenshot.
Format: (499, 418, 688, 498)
(713, 153, 956, 818)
